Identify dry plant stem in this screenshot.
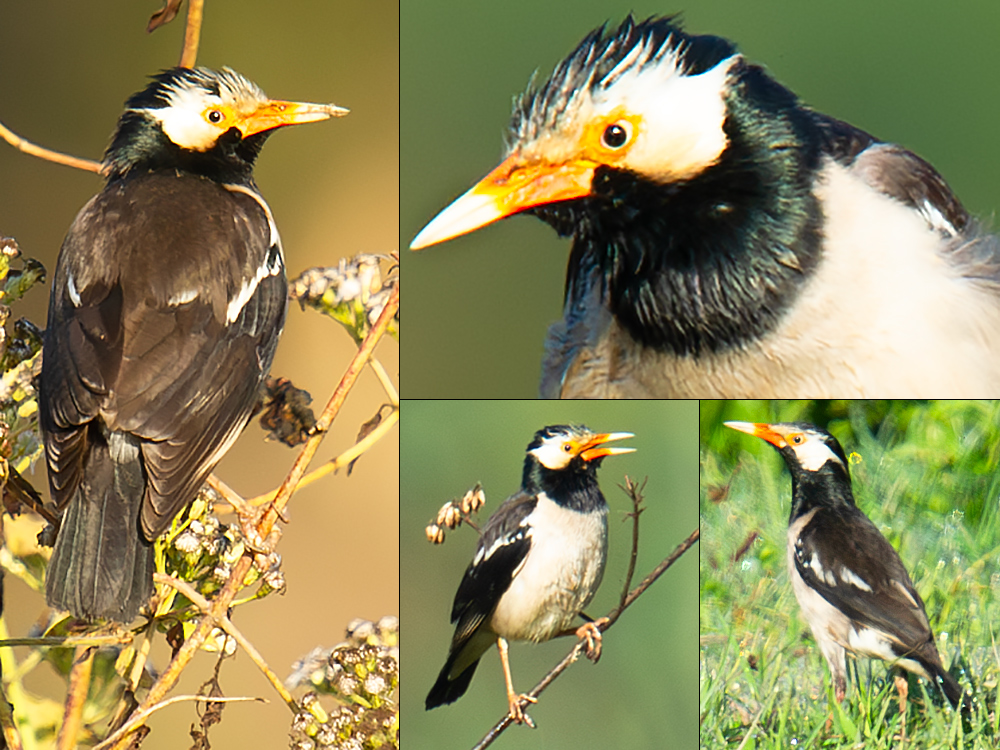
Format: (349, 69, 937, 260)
(206, 473, 254, 516)
(368, 357, 399, 405)
(472, 526, 701, 750)
(0, 120, 103, 173)
(0, 677, 23, 750)
(179, 0, 205, 67)
(0, 634, 131, 648)
(56, 645, 96, 750)
(258, 281, 399, 538)
(618, 476, 645, 611)
(245, 405, 399, 507)
(110, 281, 398, 749)
(155, 573, 297, 711)
(95, 695, 263, 750)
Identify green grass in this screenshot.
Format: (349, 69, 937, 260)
(700, 400, 1000, 749)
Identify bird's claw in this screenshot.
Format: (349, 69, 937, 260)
(507, 693, 537, 727)
(576, 618, 607, 662)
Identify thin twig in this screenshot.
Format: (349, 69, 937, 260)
(155, 573, 297, 711)
(0, 675, 23, 750)
(0, 119, 103, 173)
(472, 526, 701, 750)
(257, 281, 399, 538)
(109, 280, 398, 748)
(248, 404, 399, 505)
(95, 695, 264, 750)
(0, 634, 133, 648)
(56, 645, 95, 750)
(179, 0, 205, 67)
(368, 357, 399, 405)
(618, 476, 646, 612)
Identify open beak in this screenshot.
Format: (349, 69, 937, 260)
(724, 421, 788, 448)
(410, 153, 596, 250)
(239, 99, 349, 137)
(578, 431, 635, 462)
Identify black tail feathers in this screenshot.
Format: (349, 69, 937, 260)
(45, 433, 153, 622)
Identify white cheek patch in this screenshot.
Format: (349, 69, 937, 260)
(594, 53, 737, 180)
(148, 84, 223, 151)
(793, 437, 844, 471)
(529, 437, 574, 470)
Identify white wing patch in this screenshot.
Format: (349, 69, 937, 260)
(223, 184, 284, 324)
(169, 289, 198, 306)
(839, 566, 873, 593)
(66, 273, 82, 307)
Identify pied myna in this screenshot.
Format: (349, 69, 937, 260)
(725, 421, 965, 709)
(427, 424, 634, 724)
(40, 67, 346, 622)
(410, 16, 1000, 398)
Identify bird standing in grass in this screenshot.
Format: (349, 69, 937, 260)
(40, 67, 347, 622)
(427, 424, 634, 725)
(725, 421, 965, 712)
(411, 16, 1000, 398)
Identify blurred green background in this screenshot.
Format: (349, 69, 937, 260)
(402, 400, 699, 749)
(0, 2, 398, 748)
(700, 401, 1000, 746)
(402, 0, 1000, 397)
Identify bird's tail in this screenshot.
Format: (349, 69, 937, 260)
(45, 433, 154, 622)
(928, 661, 971, 713)
(426, 650, 480, 710)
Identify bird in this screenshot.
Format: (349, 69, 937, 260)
(724, 420, 965, 711)
(426, 424, 634, 724)
(410, 15, 1000, 398)
(39, 67, 347, 622)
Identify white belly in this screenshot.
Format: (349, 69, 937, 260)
(489, 496, 608, 643)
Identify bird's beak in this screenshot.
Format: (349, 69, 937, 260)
(410, 154, 596, 250)
(578, 431, 635, 462)
(239, 99, 349, 137)
(724, 421, 788, 448)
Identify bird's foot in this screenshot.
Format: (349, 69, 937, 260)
(576, 618, 608, 662)
(238, 511, 280, 555)
(507, 693, 537, 727)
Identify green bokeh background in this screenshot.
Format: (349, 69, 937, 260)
(402, 0, 1000, 397)
(402, 400, 699, 749)
(0, 2, 398, 748)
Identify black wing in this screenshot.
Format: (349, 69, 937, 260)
(41, 171, 286, 539)
(448, 491, 536, 647)
(793, 504, 933, 650)
(814, 111, 970, 236)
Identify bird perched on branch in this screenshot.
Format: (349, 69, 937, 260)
(411, 16, 1000, 398)
(40, 67, 347, 622)
(725, 421, 966, 710)
(427, 424, 634, 725)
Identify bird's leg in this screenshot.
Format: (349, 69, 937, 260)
(576, 616, 609, 663)
(497, 637, 536, 727)
(894, 672, 908, 742)
(834, 673, 847, 704)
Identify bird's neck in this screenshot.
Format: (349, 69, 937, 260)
(547, 64, 828, 357)
(523, 461, 606, 513)
(104, 112, 266, 186)
(788, 463, 856, 523)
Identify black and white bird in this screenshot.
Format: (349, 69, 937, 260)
(40, 67, 346, 622)
(725, 421, 965, 709)
(426, 424, 634, 724)
(411, 16, 1000, 398)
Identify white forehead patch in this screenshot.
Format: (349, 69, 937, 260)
(529, 433, 576, 470)
(792, 435, 844, 472)
(591, 50, 738, 180)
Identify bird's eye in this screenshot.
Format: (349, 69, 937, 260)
(600, 121, 632, 150)
(563, 443, 573, 452)
(791, 434, 803, 445)
(207, 110, 224, 124)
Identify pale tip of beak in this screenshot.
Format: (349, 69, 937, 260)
(723, 421, 757, 435)
(410, 188, 504, 250)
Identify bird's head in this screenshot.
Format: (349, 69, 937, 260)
(410, 16, 741, 250)
(104, 67, 348, 181)
(526, 424, 634, 471)
(725, 421, 850, 478)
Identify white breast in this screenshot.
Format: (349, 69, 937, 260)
(489, 495, 608, 643)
